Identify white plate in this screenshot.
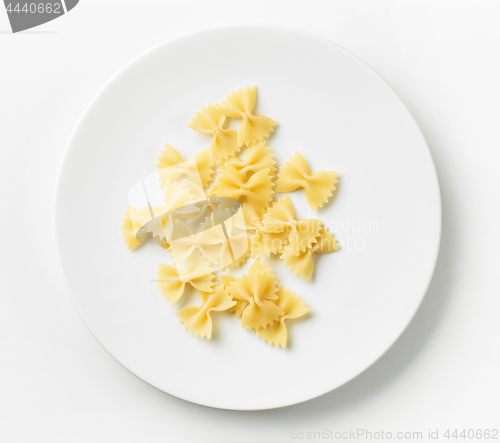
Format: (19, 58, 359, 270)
(55, 25, 441, 410)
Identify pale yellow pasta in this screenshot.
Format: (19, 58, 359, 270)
(168, 223, 225, 265)
(217, 216, 251, 270)
(259, 231, 290, 256)
(275, 151, 339, 212)
(226, 257, 271, 317)
(221, 237, 251, 271)
(156, 144, 214, 188)
(141, 180, 197, 240)
(219, 273, 246, 318)
(255, 286, 310, 348)
(233, 203, 263, 258)
(176, 283, 236, 339)
(232, 203, 284, 258)
(212, 164, 274, 214)
(187, 104, 239, 162)
(180, 179, 206, 200)
(168, 200, 211, 230)
(197, 224, 228, 265)
(120, 205, 145, 250)
(226, 257, 282, 330)
(169, 213, 250, 271)
(222, 141, 276, 178)
(208, 196, 237, 217)
(281, 227, 340, 280)
(262, 196, 321, 254)
(120, 205, 171, 250)
(157, 159, 201, 189)
(152, 235, 171, 251)
(191, 149, 214, 188)
(242, 201, 289, 256)
(119, 85, 348, 348)
(156, 256, 215, 305)
(219, 274, 236, 289)
(216, 86, 277, 147)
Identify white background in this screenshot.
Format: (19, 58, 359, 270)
(1, 1, 499, 442)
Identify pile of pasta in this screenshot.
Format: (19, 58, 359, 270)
(120, 86, 340, 348)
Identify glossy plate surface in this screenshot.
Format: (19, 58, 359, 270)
(55, 25, 441, 410)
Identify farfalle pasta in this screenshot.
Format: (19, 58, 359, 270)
(168, 222, 224, 265)
(221, 141, 276, 178)
(262, 196, 321, 254)
(221, 242, 251, 271)
(120, 205, 145, 250)
(256, 286, 310, 348)
(177, 283, 236, 339)
(233, 203, 285, 257)
(188, 104, 239, 162)
(226, 258, 282, 330)
(156, 144, 214, 189)
(281, 226, 340, 281)
(276, 151, 339, 212)
(119, 85, 342, 348)
(212, 164, 274, 214)
(120, 205, 171, 250)
(233, 203, 264, 258)
(216, 86, 277, 147)
(141, 180, 197, 240)
(156, 255, 215, 305)
(221, 221, 252, 271)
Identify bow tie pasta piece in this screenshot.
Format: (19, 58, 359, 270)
(262, 196, 321, 253)
(220, 275, 236, 289)
(169, 224, 225, 265)
(256, 286, 310, 348)
(223, 244, 251, 271)
(216, 86, 277, 147)
(181, 179, 206, 200)
(219, 275, 245, 315)
(157, 155, 202, 188)
(222, 141, 277, 179)
(234, 203, 286, 257)
(234, 203, 264, 258)
(210, 215, 251, 271)
(208, 196, 238, 216)
(290, 219, 323, 254)
(226, 257, 283, 330)
(156, 144, 214, 188)
(281, 227, 340, 280)
(259, 231, 290, 256)
(168, 200, 211, 232)
(155, 236, 171, 250)
(212, 164, 274, 214)
(262, 194, 295, 231)
(156, 256, 215, 305)
(276, 151, 339, 212)
(121, 205, 171, 250)
(176, 284, 236, 339)
(142, 180, 197, 240)
(237, 202, 263, 231)
(120, 205, 146, 250)
(221, 234, 251, 271)
(187, 104, 239, 163)
(191, 149, 214, 188)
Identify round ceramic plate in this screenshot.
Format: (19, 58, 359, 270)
(55, 25, 441, 410)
